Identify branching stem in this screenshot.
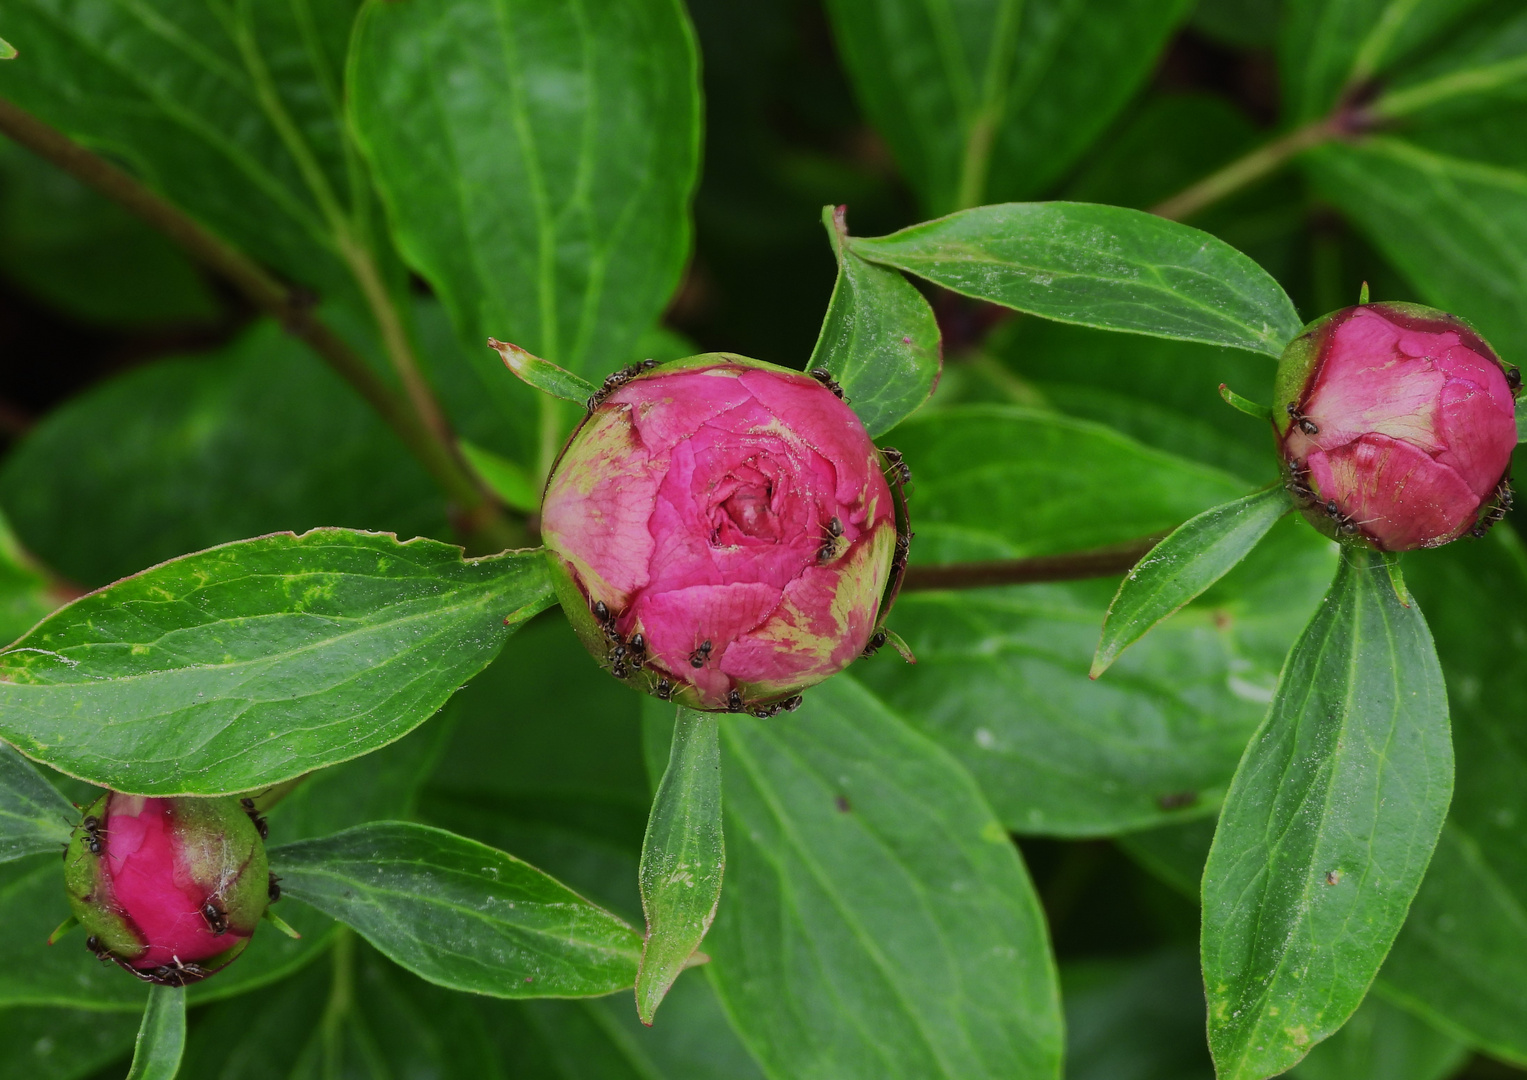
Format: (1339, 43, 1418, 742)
(0, 97, 523, 551)
(1150, 117, 1339, 222)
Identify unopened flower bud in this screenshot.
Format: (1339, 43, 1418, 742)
(63, 793, 271, 985)
(1274, 302, 1518, 550)
(542, 355, 904, 712)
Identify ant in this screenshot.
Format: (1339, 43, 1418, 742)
(586, 359, 659, 412)
(1507, 366, 1521, 392)
(809, 368, 845, 400)
(727, 689, 744, 712)
(1471, 476, 1514, 537)
(201, 900, 229, 935)
(818, 516, 843, 564)
(141, 957, 212, 987)
(85, 935, 112, 963)
(240, 797, 269, 841)
(746, 694, 803, 718)
(268, 874, 283, 903)
(654, 678, 674, 701)
(627, 633, 647, 671)
(79, 815, 106, 856)
(880, 446, 912, 487)
(689, 639, 712, 669)
(861, 629, 888, 658)
(1286, 402, 1319, 436)
(1285, 460, 1316, 503)
(1323, 498, 1360, 535)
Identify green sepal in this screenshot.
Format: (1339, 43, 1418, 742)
(262, 907, 303, 940)
(47, 914, 80, 945)
(489, 339, 596, 403)
(1218, 383, 1273, 421)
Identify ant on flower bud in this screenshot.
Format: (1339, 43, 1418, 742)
(1324, 498, 1360, 534)
(689, 640, 712, 668)
(268, 874, 282, 903)
(201, 901, 229, 935)
(727, 689, 744, 712)
(654, 678, 674, 700)
(809, 368, 845, 400)
(862, 629, 888, 658)
(240, 797, 269, 841)
(1286, 403, 1319, 436)
(880, 446, 912, 487)
(79, 815, 106, 856)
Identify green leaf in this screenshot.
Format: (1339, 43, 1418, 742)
(884, 405, 1249, 562)
(1289, 993, 1468, 1080)
(0, 507, 58, 647)
(1093, 484, 1292, 677)
(1202, 549, 1453, 1080)
(125, 986, 183, 1080)
(0, 530, 553, 795)
(823, 0, 1190, 213)
(851, 203, 1303, 356)
(1280, 0, 1495, 119)
(1375, 531, 1527, 1065)
(348, 0, 701, 389)
(706, 676, 1063, 1080)
(0, 140, 218, 327)
(1306, 137, 1527, 368)
(0, 0, 386, 316)
(458, 439, 541, 515)
(0, 322, 446, 588)
(861, 517, 1336, 835)
(0, 742, 72, 864)
(270, 821, 642, 998)
(809, 205, 941, 438)
(636, 706, 723, 1025)
(0, 1006, 140, 1080)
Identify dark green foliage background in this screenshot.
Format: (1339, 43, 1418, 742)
(0, 0, 1523, 1077)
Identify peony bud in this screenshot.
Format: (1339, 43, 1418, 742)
(63, 793, 271, 986)
(1274, 302, 1518, 550)
(541, 354, 906, 713)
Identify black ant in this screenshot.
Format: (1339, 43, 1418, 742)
(627, 633, 647, 670)
(1471, 476, 1514, 537)
(201, 900, 229, 935)
(809, 368, 845, 400)
(239, 797, 269, 841)
(586, 359, 658, 412)
(654, 678, 674, 701)
(85, 935, 112, 963)
(1285, 460, 1316, 503)
(79, 815, 106, 856)
(689, 640, 712, 668)
(880, 446, 912, 487)
(140, 957, 212, 987)
(818, 516, 843, 564)
(1324, 498, 1359, 535)
(746, 694, 803, 718)
(1507, 366, 1521, 393)
(1286, 402, 1319, 436)
(726, 689, 743, 712)
(861, 629, 888, 658)
(268, 874, 282, 903)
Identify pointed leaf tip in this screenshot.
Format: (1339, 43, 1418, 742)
(487, 339, 595, 404)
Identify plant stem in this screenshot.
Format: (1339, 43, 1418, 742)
(1150, 118, 1337, 222)
(1371, 54, 1527, 120)
(901, 534, 1163, 591)
(0, 97, 522, 551)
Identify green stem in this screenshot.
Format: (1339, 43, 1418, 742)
(0, 97, 523, 552)
(1150, 118, 1338, 222)
(901, 534, 1165, 591)
(321, 928, 355, 1079)
(1372, 54, 1527, 119)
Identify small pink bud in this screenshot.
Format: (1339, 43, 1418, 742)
(1274, 302, 1518, 550)
(63, 793, 272, 985)
(541, 354, 905, 712)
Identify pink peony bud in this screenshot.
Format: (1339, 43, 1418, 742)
(541, 354, 906, 712)
(1274, 302, 1519, 550)
(63, 793, 272, 985)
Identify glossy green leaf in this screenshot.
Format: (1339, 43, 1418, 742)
(1202, 550, 1453, 1080)
(861, 517, 1336, 836)
(851, 203, 1303, 356)
(271, 821, 642, 998)
(0, 140, 218, 327)
(0, 530, 553, 795)
(809, 205, 941, 438)
(0, 0, 385, 315)
(1093, 484, 1292, 677)
(124, 986, 183, 1080)
(459, 439, 541, 516)
(0, 742, 71, 864)
(1289, 994, 1468, 1080)
(1375, 531, 1527, 1065)
(706, 675, 1063, 1080)
(0, 1006, 139, 1080)
(885, 405, 1248, 561)
(0, 322, 446, 589)
(636, 706, 723, 1025)
(823, 0, 1190, 212)
(348, 0, 701, 394)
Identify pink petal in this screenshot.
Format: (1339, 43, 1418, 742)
(1435, 369, 1517, 499)
(1307, 434, 1480, 550)
(635, 581, 782, 707)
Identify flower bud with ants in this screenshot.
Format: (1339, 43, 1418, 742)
(541, 354, 908, 713)
(1274, 301, 1518, 551)
(61, 792, 274, 986)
